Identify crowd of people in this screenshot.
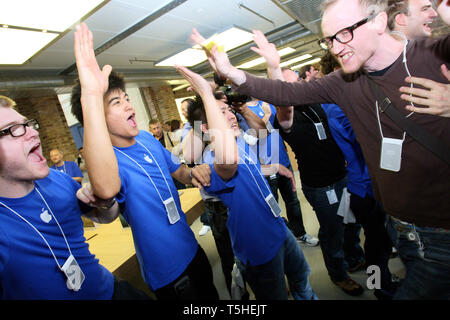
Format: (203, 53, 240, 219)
(0, 0, 448, 300)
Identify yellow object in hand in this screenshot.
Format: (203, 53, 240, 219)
(204, 40, 224, 52)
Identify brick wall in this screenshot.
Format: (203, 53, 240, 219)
(141, 85, 181, 126)
(14, 94, 79, 167)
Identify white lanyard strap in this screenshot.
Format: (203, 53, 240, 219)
(302, 107, 322, 124)
(0, 187, 72, 270)
(376, 101, 406, 141)
(237, 145, 272, 200)
(113, 142, 174, 203)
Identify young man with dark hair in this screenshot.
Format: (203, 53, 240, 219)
(71, 23, 218, 300)
(176, 65, 317, 300)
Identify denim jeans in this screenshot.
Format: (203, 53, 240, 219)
(350, 194, 394, 294)
(237, 229, 318, 300)
(204, 200, 235, 294)
(266, 165, 307, 237)
(302, 177, 348, 281)
(386, 216, 450, 299)
(343, 222, 365, 267)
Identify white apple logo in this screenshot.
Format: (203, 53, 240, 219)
(40, 208, 52, 223)
(144, 155, 153, 163)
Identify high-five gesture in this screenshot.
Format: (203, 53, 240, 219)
(189, 28, 246, 85)
(74, 23, 112, 97)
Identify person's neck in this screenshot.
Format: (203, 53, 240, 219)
(364, 34, 405, 73)
(56, 160, 64, 167)
(111, 136, 136, 148)
(0, 178, 35, 198)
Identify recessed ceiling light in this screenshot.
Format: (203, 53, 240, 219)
(291, 57, 322, 70)
(0, 0, 107, 65)
(156, 26, 254, 67)
(279, 54, 313, 68)
(237, 47, 296, 69)
(0, 28, 59, 64)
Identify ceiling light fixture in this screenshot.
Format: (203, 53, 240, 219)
(291, 57, 322, 70)
(237, 47, 296, 69)
(156, 26, 254, 67)
(0, 0, 107, 65)
(279, 54, 313, 68)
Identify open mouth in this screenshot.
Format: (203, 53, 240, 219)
(127, 113, 137, 127)
(423, 21, 433, 33)
(28, 142, 45, 163)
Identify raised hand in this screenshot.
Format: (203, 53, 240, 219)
(174, 64, 213, 97)
(189, 28, 246, 85)
(74, 23, 112, 97)
(250, 30, 280, 69)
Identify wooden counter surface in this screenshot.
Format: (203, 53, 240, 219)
(84, 188, 204, 278)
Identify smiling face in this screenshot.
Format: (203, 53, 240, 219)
(103, 88, 139, 147)
(49, 149, 64, 165)
(403, 0, 438, 38)
(0, 107, 49, 191)
(218, 100, 240, 137)
(321, 0, 384, 73)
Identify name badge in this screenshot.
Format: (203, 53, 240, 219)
(380, 137, 403, 172)
(266, 121, 275, 134)
(326, 189, 338, 205)
(61, 254, 85, 291)
(163, 197, 180, 224)
(314, 123, 327, 140)
(265, 194, 282, 217)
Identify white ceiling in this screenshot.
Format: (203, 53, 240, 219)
(0, 0, 325, 94)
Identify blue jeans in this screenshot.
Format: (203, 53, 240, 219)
(302, 177, 348, 281)
(237, 229, 318, 300)
(386, 216, 450, 299)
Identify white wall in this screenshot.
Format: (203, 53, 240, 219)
(58, 85, 150, 131)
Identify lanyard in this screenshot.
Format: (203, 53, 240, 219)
(237, 144, 272, 199)
(302, 106, 322, 124)
(0, 187, 72, 270)
(375, 101, 406, 142)
(113, 140, 175, 203)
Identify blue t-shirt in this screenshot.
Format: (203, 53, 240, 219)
(51, 161, 83, 179)
(0, 169, 114, 299)
(203, 137, 286, 266)
(245, 101, 291, 168)
(322, 104, 373, 198)
(113, 130, 198, 290)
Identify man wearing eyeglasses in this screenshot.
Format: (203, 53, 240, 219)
(198, 0, 449, 299)
(0, 96, 150, 299)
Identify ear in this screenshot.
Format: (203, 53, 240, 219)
(394, 12, 408, 27)
(200, 123, 208, 134)
(372, 11, 389, 34)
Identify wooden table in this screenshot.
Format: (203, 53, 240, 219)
(83, 188, 204, 294)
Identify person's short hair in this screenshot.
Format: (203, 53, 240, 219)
(170, 119, 181, 131)
(387, 0, 409, 30)
(298, 64, 313, 80)
(149, 119, 160, 126)
(185, 95, 207, 135)
(319, 51, 340, 75)
(71, 71, 126, 126)
(0, 95, 16, 110)
(321, 0, 389, 17)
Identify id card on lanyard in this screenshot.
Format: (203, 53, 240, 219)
(239, 143, 282, 218)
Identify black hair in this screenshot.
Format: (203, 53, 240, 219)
(71, 71, 126, 126)
(185, 95, 207, 135)
(170, 119, 180, 131)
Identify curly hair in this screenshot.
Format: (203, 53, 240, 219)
(71, 71, 126, 126)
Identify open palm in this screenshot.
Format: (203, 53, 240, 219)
(74, 23, 112, 96)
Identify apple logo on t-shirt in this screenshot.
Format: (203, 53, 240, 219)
(40, 208, 52, 223)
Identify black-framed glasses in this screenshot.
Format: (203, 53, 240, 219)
(318, 15, 374, 50)
(0, 119, 40, 138)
